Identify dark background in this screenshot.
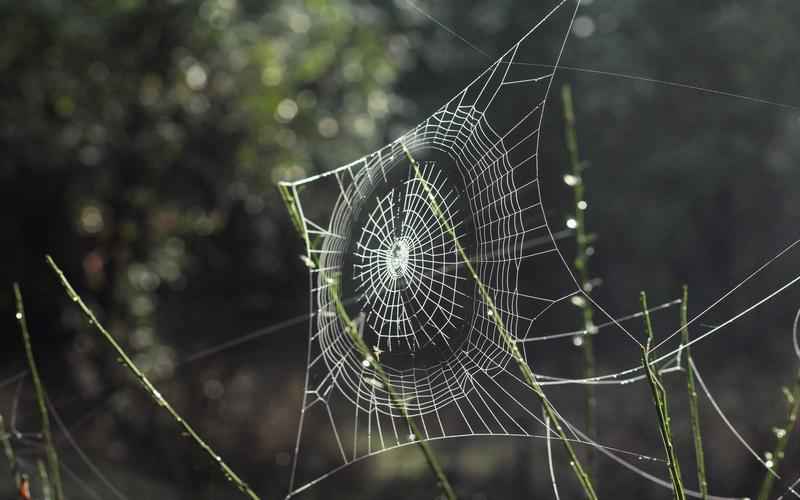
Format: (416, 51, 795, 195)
(2, 0, 799, 499)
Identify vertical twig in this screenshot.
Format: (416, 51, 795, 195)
(405, 145, 598, 500)
(641, 291, 686, 500)
(544, 408, 561, 500)
(1, 413, 20, 488)
(327, 279, 458, 500)
(756, 370, 800, 500)
(561, 84, 597, 469)
(38, 459, 54, 500)
(44, 257, 261, 500)
(278, 183, 310, 252)
(680, 286, 708, 500)
(14, 284, 66, 500)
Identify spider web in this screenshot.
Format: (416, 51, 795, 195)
(278, 0, 800, 498)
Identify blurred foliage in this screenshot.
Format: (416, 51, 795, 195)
(1, 0, 415, 496)
(1, 0, 410, 386)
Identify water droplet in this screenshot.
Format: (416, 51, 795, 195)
(572, 335, 584, 347)
(361, 359, 371, 368)
(773, 427, 787, 439)
(577, 200, 588, 210)
(570, 295, 586, 307)
(15, 312, 22, 320)
(563, 174, 580, 186)
(408, 433, 416, 442)
(566, 218, 578, 229)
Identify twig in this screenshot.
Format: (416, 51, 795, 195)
(641, 291, 686, 500)
(544, 408, 561, 500)
(45, 256, 261, 500)
(756, 370, 800, 500)
(278, 183, 311, 252)
(680, 286, 708, 500)
(1, 413, 20, 488)
(327, 278, 458, 500)
(405, 145, 598, 500)
(561, 84, 597, 469)
(38, 459, 54, 500)
(14, 283, 66, 500)
(278, 179, 458, 499)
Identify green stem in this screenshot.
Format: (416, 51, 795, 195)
(680, 286, 708, 500)
(756, 370, 800, 500)
(45, 257, 261, 500)
(405, 145, 598, 500)
(38, 459, 54, 500)
(641, 291, 686, 500)
(0, 413, 20, 489)
(278, 179, 457, 499)
(561, 84, 597, 468)
(327, 279, 458, 500)
(14, 284, 66, 500)
(278, 183, 310, 252)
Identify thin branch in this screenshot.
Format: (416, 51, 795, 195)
(561, 83, 597, 471)
(544, 408, 561, 500)
(405, 144, 598, 500)
(1, 413, 20, 488)
(327, 278, 458, 500)
(756, 370, 800, 500)
(681, 286, 708, 500)
(641, 291, 686, 500)
(279, 176, 458, 500)
(14, 283, 66, 500)
(44, 256, 261, 500)
(38, 459, 54, 500)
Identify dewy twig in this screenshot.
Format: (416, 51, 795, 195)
(45, 256, 261, 500)
(327, 278, 458, 500)
(38, 459, 54, 500)
(680, 286, 708, 500)
(1, 413, 21, 489)
(561, 84, 597, 471)
(277, 186, 458, 499)
(14, 283, 66, 500)
(404, 144, 598, 500)
(641, 291, 686, 500)
(756, 369, 800, 500)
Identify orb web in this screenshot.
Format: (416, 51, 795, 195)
(278, 2, 581, 495)
(277, 0, 800, 497)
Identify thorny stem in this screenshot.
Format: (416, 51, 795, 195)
(14, 284, 66, 500)
(561, 84, 597, 470)
(1, 413, 20, 488)
(641, 291, 686, 500)
(327, 279, 458, 500)
(405, 145, 598, 500)
(45, 256, 261, 500)
(680, 286, 708, 500)
(756, 369, 800, 500)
